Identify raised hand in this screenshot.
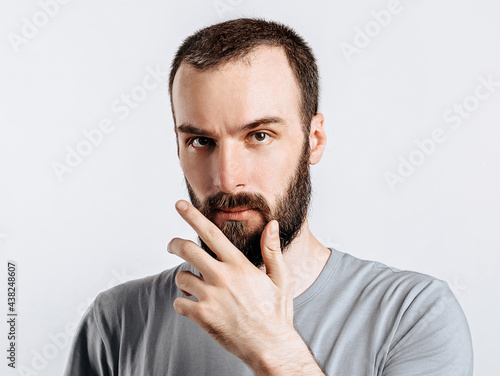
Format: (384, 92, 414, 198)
(167, 200, 325, 375)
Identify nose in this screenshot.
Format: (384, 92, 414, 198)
(212, 141, 246, 194)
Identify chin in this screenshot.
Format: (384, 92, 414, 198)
(221, 217, 263, 237)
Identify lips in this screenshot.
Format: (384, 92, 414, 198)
(215, 207, 255, 221)
(219, 206, 251, 213)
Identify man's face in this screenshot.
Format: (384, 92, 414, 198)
(172, 46, 311, 268)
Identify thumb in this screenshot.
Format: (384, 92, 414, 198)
(261, 220, 286, 289)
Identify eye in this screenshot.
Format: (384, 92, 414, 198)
(250, 132, 270, 143)
(190, 137, 213, 148)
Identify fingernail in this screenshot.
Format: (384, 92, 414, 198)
(176, 200, 188, 211)
(269, 220, 279, 239)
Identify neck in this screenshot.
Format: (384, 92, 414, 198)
(260, 218, 331, 298)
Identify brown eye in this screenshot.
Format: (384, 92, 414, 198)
(191, 137, 212, 147)
(251, 132, 269, 143)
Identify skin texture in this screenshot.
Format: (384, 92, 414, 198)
(168, 46, 330, 375)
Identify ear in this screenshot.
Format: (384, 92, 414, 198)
(308, 113, 326, 165)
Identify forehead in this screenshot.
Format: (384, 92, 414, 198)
(171, 46, 301, 130)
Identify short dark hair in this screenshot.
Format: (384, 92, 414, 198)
(168, 18, 319, 134)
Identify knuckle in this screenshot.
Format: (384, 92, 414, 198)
(196, 301, 213, 322)
(212, 273, 227, 286)
(204, 226, 220, 243)
(175, 271, 188, 287)
(211, 266, 230, 285)
(179, 240, 198, 256)
(173, 298, 188, 317)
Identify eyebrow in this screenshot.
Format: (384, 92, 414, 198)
(176, 116, 286, 136)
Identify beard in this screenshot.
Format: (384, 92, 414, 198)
(186, 140, 312, 269)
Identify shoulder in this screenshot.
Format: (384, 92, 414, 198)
(92, 262, 194, 321)
(333, 250, 473, 375)
(331, 249, 470, 331)
(335, 249, 449, 299)
(65, 264, 195, 375)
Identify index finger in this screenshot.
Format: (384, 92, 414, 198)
(175, 200, 245, 263)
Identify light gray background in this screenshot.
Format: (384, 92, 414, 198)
(1, 0, 499, 375)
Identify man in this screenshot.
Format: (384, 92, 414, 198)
(65, 18, 473, 375)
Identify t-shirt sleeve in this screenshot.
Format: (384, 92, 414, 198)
(63, 298, 115, 376)
(382, 279, 473, 376)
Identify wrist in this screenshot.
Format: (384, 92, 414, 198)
(250, 328, 324, 376)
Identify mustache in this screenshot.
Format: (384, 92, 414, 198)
(200, 191, 272, 218)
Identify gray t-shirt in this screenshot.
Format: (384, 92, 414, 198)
(64, 248, 473, 375)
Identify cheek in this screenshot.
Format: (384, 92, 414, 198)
(179, 152, 209, 193)
(254, 148, 298, 198)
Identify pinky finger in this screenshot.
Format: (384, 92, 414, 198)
(173, 296, 197, 318)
